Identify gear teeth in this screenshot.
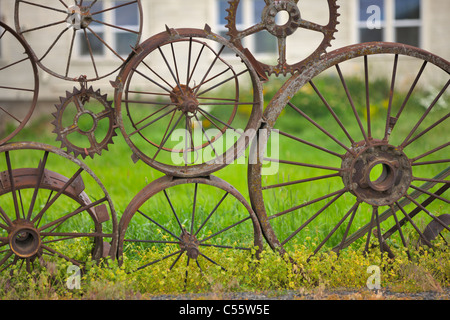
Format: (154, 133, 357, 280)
(224, 0, 340, 77)
(51, 86, 116, 160)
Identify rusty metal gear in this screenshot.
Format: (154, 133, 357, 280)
(52, 84, 117, 159)
(225, 0, 340, 77)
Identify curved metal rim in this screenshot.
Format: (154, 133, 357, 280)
(114, 27, 264, 177)
(0, 20, 39, 145)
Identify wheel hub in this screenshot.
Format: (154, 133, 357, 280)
(66, 5, 93, 30)
(8, 220, 41, 259)
(342, 142, 412, 206)
(171, 85, 199, 116)
(262, 0, 301, 37)
(179, 229, 200, 259)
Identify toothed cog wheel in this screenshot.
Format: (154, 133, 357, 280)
(225, 0, 340, 77)
(52, 86, 117, 159)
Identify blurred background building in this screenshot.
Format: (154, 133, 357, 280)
(0, 0, 449, 110)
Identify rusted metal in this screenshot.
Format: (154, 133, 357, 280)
(14, 0, 143, 81)
(113, 26, 263, 177)
(0, 20, 39, 146)
(248, 42, 450, 260)
(225, 0, 340, 76)
(420, 214, 450, 247)
(52, 84, 118, 159)
(0, 141, 118, 271)
(117, 174, 264, 279)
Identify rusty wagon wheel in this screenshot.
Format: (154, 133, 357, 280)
(113, 26, 263, 177)
(225, 0, 340, 77)
(0, 142, 118, 273)
(14, 0, 143, 81)
(248, 42, 449, 261)
(118, 175, 263, 287)
(0, 20, 39, 145)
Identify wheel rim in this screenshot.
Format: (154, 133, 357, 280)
(118, 175, 263, 287)
(248, 42, 450, 260)
(0, 142, 117, 273)
(114, 27, 263, 177)
(0, 21, 38, 145)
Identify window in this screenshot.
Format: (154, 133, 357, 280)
(217, 0, 277, 55)
(394, 0, 421, 47)
(358, 0, 385, 42)
(78, 0, 140, 58)
(358, 0, 421, 47)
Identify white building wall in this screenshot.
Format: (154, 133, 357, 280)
(0, 0, 448, 106)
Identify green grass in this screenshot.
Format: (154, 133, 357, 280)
(0, 73, 448, 297)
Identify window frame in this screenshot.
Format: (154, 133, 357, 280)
(356, 0, 422, 47)
(216, 0, 277, 57)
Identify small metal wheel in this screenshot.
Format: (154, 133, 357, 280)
(14, 0, 143, 81)
(248, 42, 449, 260)
(118, 175, 264, 286)
(225, 0, 340, 77)
(0, 142, 117, 273)
(0, 20, 39, 145)
(52, 84, 117, 159)
(113, 26, 263, 177)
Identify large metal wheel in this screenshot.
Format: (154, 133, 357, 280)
(0, 20, 39, 145)
(0, 142, 117, 273)
(248, 42, 449, 260)
(113, 26, 263, 177)
(14, 0, 143, 81)
(118, 175, 264, 287)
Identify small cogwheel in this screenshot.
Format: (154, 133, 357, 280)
(52, 86, 117, 159)
(225, 0, 340, 77)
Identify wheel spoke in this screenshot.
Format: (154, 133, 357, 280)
(335, 64, 368, 143)
(262, 173, 340, 190)
(384, 54, 398, 141)
(5, 152, 20, 220)
(287, 101, 354, 154)
(86, 26, 124, 61)
(193, 45, 226, 95)
(269, 188, 348, 220)
(400, 79, 450, 148)
(163, 190, 183, 231)
(190, 183, 198, 234)
(38, 197, 107, 232)
(19, 1, 68, 14)
(309, 201, 360, 260)
(137, 209, 181, 242)
(83, 29, 99, 78)
(199, 216, 250, 244)
(91, 1, 137, 16)
(195, 191, 228, 237)
(364, 56, 372, 139)
(281, 190, 346, 246)
(27, 151, 49, 220)
(32, 168, 84, 225)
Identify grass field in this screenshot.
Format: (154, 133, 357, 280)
(0, 72, 448, 297)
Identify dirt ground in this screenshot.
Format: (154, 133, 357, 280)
(144, 287, 450, 300)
